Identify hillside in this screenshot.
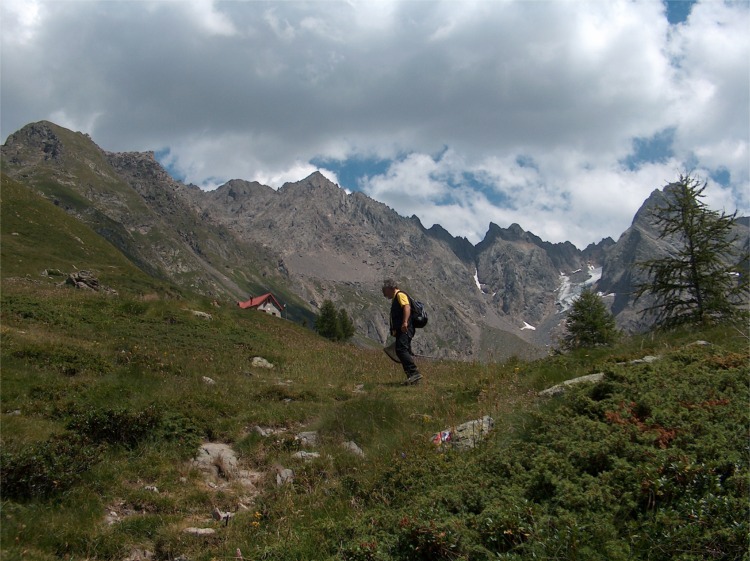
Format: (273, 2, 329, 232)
(12, 120, 747, 361)
(0, 123, 317, 325)
(1, 170, 748, 560)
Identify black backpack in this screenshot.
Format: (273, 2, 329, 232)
(408, 295, 428, 329)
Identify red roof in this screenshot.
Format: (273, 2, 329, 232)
(238, 292, 284, 311)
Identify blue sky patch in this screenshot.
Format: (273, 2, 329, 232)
(515, 154, 539, 170)
(622, 128, 676, 170)
(458, 171, 514, 208)
(155, 148, 186, 182)
(710, 167, 730, 186)
(311, 156, 392, 191)
(664, 0, 696, 24)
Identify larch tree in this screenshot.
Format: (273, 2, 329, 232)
(635, 173, 749, 327)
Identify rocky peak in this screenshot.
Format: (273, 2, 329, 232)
(3, 121, 103, 168)
(477, 222, 584, 272)
(218, 179, 273, 199)
(279, 171, 342, 195)
(107, 151, 177, 187)
(2, 121, 81, 166)
(426, 224, 476, 264)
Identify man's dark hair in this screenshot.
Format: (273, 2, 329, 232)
(382, 279, 399, 290)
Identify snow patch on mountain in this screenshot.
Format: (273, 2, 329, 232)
(474, 269, 490, 294)
(556, 265, 602, 313)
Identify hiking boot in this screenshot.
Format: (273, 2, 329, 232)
(405, 373, 422, 385)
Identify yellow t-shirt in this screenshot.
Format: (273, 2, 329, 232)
(395, 290, 409, 307)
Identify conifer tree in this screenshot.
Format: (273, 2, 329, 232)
(635, 174, 749, 327)
(562, 288, 619, 350)
(315, 300, 356, 341)
(337, 308, 355, 340)
(315, 300, 342, 341)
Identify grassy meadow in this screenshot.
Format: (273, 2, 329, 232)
(1, 176, 748, 560)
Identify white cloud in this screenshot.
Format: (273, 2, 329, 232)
(184, 0, 238, 36)
(2, 0, 42, 45)
(1, 0, 747, 248)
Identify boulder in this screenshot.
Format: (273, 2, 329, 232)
(538, 373, 605, 398)
(432, 416, 494, 450)
(343, 441, 365, 457)
(251, 356, 274, 369)
(296, 431, 319, 447)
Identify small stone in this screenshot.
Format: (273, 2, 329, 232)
(276, 468, 294, 486)
(212, 507, 234, 521)
(293, 451, 320, 461)
(190, 310, 213, 320)
(296, 431, 318, 447)
(251, 356, 274, 369)
(343, 441, 365, 457)
(183, 527, 216, 536)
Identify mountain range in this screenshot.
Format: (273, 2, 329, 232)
(2, 121, 748, 361)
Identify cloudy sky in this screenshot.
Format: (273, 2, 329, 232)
(2, 0, 748, 248)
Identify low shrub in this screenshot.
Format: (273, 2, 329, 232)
(66, 405, 161, 448)
(0, 434, 102, 500)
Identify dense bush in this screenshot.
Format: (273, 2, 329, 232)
(66, 405, 162, 448)
(335, 350, 749, 560)
(0, 434, 102, 500)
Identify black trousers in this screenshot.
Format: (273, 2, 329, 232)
(395, 330, 419, 377)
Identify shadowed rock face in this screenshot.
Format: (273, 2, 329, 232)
(3, 121, 747, 360)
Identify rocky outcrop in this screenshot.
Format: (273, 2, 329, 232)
(64, 270, 118, 295)
(538, 373, 606, 398)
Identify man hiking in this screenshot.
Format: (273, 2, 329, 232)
(381, 279, 422, 385)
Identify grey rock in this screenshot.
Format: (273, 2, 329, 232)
(538, 373, 605, 398)
(292, 451, 320, 461)
(296, 431, 319, 447)
(276, 468, 295, 486)
(629, 355, 660, 364)
(183, 527, 215, 536)
(192, 442, 238, 481)
(190, 310, 213, 320)
(251, 356, 274, 369)
(432, 416, 494, 450)
(343, 441, 365, 457)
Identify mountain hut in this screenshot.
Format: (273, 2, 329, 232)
(237, 293, 284, 317)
